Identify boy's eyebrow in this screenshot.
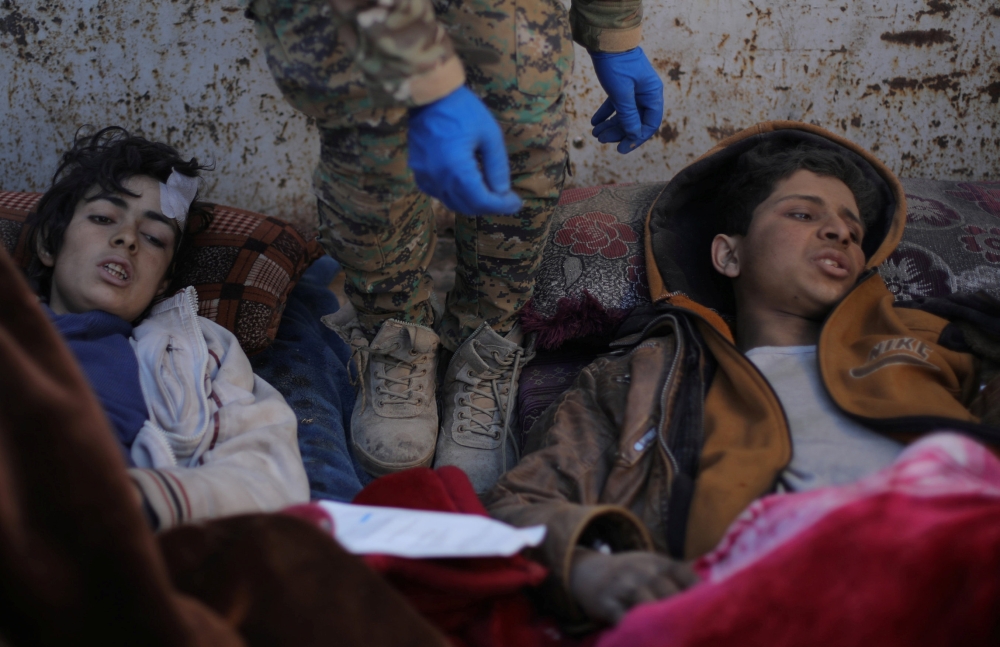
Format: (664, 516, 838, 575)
(84, 194, 174, 228)
(142, 210, 174, 228)
(774, 194, 863, 229)
(84, 193, 127, 209)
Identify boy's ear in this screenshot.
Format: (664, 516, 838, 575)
(711, 234, 742, 278)
(36, 237, 55, 268)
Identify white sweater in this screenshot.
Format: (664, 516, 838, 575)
(128, 287, 309, 529)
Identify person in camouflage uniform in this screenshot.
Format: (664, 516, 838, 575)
(246, 0, 663, 492)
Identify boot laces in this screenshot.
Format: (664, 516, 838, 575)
(352, 343, 426, 410)
(459, 343, 527, 467)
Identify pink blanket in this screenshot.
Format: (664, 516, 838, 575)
(597, 433, 1000, 647)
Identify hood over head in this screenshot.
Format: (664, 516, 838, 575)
(643, 121, 907, 331)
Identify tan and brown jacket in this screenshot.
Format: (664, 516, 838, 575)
(485, 121, 999, 617)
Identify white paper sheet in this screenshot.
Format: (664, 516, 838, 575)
(317, 500, 546, 559)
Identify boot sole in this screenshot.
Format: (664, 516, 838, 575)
(352, 440, 436, 478)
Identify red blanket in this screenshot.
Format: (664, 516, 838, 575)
(597, 433, 1000, 647)
(353, 466, 593, 647)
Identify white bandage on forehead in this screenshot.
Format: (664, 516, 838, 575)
(159, 169, 199, 227)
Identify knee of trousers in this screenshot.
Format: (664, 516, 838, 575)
(316, 195, 436, 282)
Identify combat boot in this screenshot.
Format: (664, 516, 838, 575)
(434, 323, 535, 493)
(331, 318, 440, 476)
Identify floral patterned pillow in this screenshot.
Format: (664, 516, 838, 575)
(521, 184, 660, 348)
(881, 179, 1000, 300)
(524, 180, 1000, 350)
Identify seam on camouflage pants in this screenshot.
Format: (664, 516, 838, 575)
(249, 0, 572, 350)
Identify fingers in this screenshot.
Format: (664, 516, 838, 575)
(636, 82, 664, 141)
(478, 116, 513, 196)
(595, 122, 626, 144)
(442, 164, 522, 216)
(661, 559, 700, 590)
(470, 120, 523, 214)
(616, 138, 639, 154)
(646, 574, 683, 600)
(406, 85, 522, 216)
(613, 94, 643, 143)
(591, 115, 620, 138)
(590, 97, 616, 127)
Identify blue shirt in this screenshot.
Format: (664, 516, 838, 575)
(46, 306, 148, 465)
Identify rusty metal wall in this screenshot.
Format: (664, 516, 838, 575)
(0, 0, 321, 227)
(2, 0, 997, 228)
(567, 0, 1000, 186)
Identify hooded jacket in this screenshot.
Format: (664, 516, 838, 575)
(485, 121, 999, 618)
(128, 286, 310, 529)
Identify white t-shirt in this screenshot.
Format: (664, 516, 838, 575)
(745, 345, 903, 492)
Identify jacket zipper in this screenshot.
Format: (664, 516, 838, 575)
(655, 315, 683, 478)
(137, 287, 210, 468)
(678, 308, 795, 479)
(141, 421, 179, 467)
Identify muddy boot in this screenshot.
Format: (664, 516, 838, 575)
(434, 323, 535, 493)
(329, 318, 440, 477)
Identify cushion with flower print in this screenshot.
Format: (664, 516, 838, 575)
(523, 179, 1000, 352)
(880, 179, 1000, 302)
(521, 183, 663, 350)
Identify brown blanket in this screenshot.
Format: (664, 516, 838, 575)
(0, 245, 445, 647)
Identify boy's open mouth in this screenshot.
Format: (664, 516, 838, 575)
(814, 250, 851, 278)
(102, 262, 129, 281)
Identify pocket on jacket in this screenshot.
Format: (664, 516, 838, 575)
(515, 0, 572, 96)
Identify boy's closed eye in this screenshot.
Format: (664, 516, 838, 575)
(143, 231, 168, 248)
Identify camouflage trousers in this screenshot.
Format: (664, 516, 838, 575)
(249, 0, 572, 350)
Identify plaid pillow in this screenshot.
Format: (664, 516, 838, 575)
(0, 191, 323, 355)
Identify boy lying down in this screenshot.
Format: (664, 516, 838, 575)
(485, 122, 1000, 626)
(23, 127, 309, 529)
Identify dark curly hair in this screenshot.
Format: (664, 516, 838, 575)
(24, 126, 213, 298)
(716, 141, 880, 238)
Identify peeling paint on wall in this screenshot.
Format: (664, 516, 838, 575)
(0, 0, 320, 227)
(1, 0, 998, 227)
(565, 0, 1000, 186)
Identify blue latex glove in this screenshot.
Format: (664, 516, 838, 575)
(408, 86, 523, 215)
(589, 47, 664, 153)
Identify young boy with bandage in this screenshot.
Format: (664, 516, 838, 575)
(24, 127, 309, 529)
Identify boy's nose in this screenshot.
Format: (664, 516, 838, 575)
(821, 219, 851, 244)
(112, 229, 138, 251)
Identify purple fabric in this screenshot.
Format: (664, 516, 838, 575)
(517, 350, 597, 447)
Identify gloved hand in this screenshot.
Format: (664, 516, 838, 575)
(408, 86, 523, 215)
(588, 47, 664, 154)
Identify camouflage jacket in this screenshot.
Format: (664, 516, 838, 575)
(259, 0, 642, 107)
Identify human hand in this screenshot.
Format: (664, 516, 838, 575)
(569, 547, 698, 625)
(588, 47, 664, 153)
(408, 86, 523, 215)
